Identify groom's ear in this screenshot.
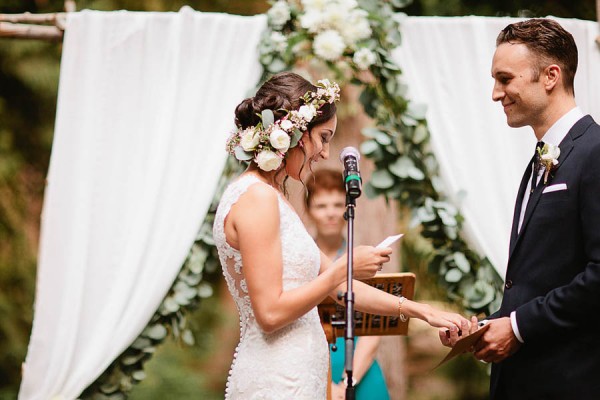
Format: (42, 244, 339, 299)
(543, 64, 561, 91)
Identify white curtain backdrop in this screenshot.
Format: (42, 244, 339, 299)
(395, 16, 600, 278)
(19, 9, 265, 400)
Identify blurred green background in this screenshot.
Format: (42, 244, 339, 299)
(0, 0, 596, 399)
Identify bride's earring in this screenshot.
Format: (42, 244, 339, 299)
(298, 139, 304, 148)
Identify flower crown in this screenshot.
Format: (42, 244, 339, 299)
(226, 79, 340, 171)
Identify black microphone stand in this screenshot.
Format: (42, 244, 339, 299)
(343, 191, 358, 400)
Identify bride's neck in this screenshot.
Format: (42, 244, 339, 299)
(246, 165, 285, 190)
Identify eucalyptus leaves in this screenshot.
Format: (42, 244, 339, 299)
(260, 0, 408, 76)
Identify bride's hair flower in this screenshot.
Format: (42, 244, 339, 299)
(240, 128, 260, 151)
(256, 150, 284, 171)
(226, 79, 340, 171)
(297, 104, 317, 121)
(269, 128, 291, 152)
(280, 119, 294, 131)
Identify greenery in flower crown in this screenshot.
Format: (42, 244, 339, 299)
(226, 79, 340, 171)
(87, 0, 504, 396)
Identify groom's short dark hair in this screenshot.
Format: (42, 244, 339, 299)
(497, 18, 578, 95)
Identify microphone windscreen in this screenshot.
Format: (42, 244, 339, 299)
(339, 146, 360, 162)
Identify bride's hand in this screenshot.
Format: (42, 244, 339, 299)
(422, 305, 471, 331)
(347, 245, 392, 280)
(439, 315, 479, 348)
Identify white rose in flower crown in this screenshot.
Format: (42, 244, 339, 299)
(269, 128, 291, 152)
(240, 129, 260, 151)
(353, 48, 377, 70)
(280, 119, 294, 131)
(268, 1, 291, 28)
(313, 30, 346, 61)
(298, 104, 317, 121)
(256, 150, 283, 171)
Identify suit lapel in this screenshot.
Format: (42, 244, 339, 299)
(507, 117, 589, 261)
(509, 158, 534, 255)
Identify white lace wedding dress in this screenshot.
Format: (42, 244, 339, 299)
(213, 174, 329, 399)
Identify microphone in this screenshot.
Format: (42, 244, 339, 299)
(339, 147, 362, 199)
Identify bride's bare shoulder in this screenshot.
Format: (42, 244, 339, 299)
(231, 179, 279, 219)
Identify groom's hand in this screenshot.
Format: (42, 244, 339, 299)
(473, 317, 521, 363)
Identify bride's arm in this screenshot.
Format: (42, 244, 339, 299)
(232, 184, 389, 334)
(351, 280, 467, 329)
(323, 261, 468, 330)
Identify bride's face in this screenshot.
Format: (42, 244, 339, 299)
(286, 115, 337, 181)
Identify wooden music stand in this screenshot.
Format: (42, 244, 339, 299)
(318, 273, 416, 344)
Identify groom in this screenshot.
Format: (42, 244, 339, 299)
(443, 18, 600, 399)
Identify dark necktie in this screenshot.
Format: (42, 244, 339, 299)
(530, 141, 544, 193)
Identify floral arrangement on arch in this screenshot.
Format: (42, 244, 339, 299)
(262, 0, 405, 75)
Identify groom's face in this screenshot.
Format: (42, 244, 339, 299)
(491, 42, 549, 129)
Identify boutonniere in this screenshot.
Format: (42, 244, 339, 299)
(538, 143, 560, 184)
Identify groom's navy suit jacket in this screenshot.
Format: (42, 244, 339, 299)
(490, 115, 600, 400)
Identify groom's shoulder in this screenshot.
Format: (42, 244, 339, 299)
(582, 115, 600, 133)
(573, 115, 600, 145)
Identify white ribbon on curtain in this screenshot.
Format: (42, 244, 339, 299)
(395, 16, 600, 278)
(19, 9, 265, 399)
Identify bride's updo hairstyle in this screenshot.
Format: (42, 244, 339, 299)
(234, 71, 337, 131)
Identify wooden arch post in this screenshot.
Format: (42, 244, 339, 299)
(0, 0, 74, 41)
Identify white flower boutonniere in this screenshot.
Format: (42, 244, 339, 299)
(538, 143, 560, 184)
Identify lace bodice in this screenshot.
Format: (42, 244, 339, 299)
(213, 174, 329, 399)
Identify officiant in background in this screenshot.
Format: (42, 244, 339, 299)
(304, 168, 390, 400)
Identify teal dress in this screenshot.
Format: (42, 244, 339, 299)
(330, 337, 390, 399)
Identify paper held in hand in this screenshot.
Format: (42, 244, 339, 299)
(376, 234, 404, 249)
(433, 323, 491, 370)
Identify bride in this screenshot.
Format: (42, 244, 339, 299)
(213, 71, 470, 399)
